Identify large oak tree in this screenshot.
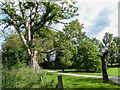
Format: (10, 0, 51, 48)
(0, 0, 78, 71)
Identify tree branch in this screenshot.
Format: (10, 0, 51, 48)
(19, 1, 26, 24)
(97, 51, 109, 58)
(97, 55, 102, 58)
(103, 51, 109, 58)
(54, 20, 68, 25)
(38, 48, 57, 53)
(45, 26, 62, 32)
(30, 2, 39, 25)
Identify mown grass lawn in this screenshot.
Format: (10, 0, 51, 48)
(45, 71, 120, 88)
(45, 67, 120, 77)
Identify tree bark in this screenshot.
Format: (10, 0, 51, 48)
(26, 22, 31, 43)
(28, 50, 41, 73)
(97, 51, 109, 83)
(101, 56, 109, 83)
(17, 29, 40, 71)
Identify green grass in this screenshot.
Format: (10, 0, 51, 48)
(2, 66, 120, 88)
(45, 71, 120, 88)
(45, 67, 120, 77)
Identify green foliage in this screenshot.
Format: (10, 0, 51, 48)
(1, 1, 79, 32)
(3, 34, 23, 49)
(2, 48, 26, 69)
(90, 38, 104, 52)
(102, 32, 118, 66)
(54, 20, 85, 69)
(2, 67, 54, 88)
(62, 19, 85, 45)
(2, 34, 27, 69)
(113, 36, 120, 65)
(73, 41, 102, 72)
(35, 27, 56, 50)
(58, 41, 75, 68)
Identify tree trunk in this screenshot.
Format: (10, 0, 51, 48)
(101, 56, 109, 83)
(97, 51, 109, 83)
(12, 20, 42, 72)
(28, 50, 41, 73)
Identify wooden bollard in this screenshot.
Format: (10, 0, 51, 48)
(56, 75, 63, 88)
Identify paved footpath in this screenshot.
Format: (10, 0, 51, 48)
(45, 70, 120, 84)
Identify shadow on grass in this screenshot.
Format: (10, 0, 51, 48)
(72, 77, 120, 86)
(74, 77, 103, 83)
(63, 76, 120, 88)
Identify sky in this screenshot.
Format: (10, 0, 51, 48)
(77, 0, 119, 41)
(57, 0, 119, 41)
(0, 0, 119, 49)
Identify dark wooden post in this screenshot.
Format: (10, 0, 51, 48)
(97, 51, 109, 83)
(56, 75, 63, 88)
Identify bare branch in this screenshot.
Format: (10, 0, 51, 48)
(45, 26, 62, 32)
(54, 20, 68, 25)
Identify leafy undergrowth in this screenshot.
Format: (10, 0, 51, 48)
(2, 67, 54, 88)
(46, 72, 120, 88)
(46, 67, 120, 77)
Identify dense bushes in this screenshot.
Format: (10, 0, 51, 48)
(2, 66, 55, 88)
(2, 48, 26, 69)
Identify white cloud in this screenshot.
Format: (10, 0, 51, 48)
(76, 0, 119, 41)
(96, 7, 118, 40)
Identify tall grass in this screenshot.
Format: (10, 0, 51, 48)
(2, 66, 54, 88)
